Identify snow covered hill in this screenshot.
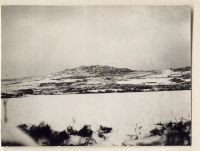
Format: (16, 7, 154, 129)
(1, 65, 191, 98)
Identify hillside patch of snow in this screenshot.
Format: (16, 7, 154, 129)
(116, 78, 175, 85)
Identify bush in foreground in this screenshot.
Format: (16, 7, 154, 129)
(150, 120, 191, 145)
(17, 122, 97, 146)
(123, 120, 191, 146)
(16, 120, 191, 146)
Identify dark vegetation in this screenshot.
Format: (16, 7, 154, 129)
(122, 120, 191, 146)
(1, 92, 23, 98)
(72, 65, 134, 76)
(17, 122, 112, 146)
(1, 81, 191, 98)
(170, 78, 185, 83)
(18, 122, 69, 146)
(18, 89, 34, 94)
(149, 120, 191, 145)
(1, 142, 25, 146)
(98, 125, 113, 140)
(171, 66, 191, 72)
(16, 119, 191, 146)
(1, 88, 35, 98)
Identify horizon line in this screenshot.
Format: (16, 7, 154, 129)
(1, 65, 191, 80)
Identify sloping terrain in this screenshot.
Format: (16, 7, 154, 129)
(1, 65, 191, 98)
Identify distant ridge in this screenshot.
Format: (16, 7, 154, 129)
(170, 66, 191, 72)
(59, 65, 134, 76)
(1, 65, 191, 98)
(2, 65, 191, 80)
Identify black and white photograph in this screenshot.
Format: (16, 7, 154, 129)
(1, 6, 191, 146)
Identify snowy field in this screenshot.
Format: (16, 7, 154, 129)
(2, 90, 191, 145)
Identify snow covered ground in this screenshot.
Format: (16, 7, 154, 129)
(116, 69, 186, 85)
(1, 66, 191, 96)
(2, 90, 191, 146)
(116, 78, 175, 85)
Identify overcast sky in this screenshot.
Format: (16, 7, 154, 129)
(2, 6, 191, 79)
